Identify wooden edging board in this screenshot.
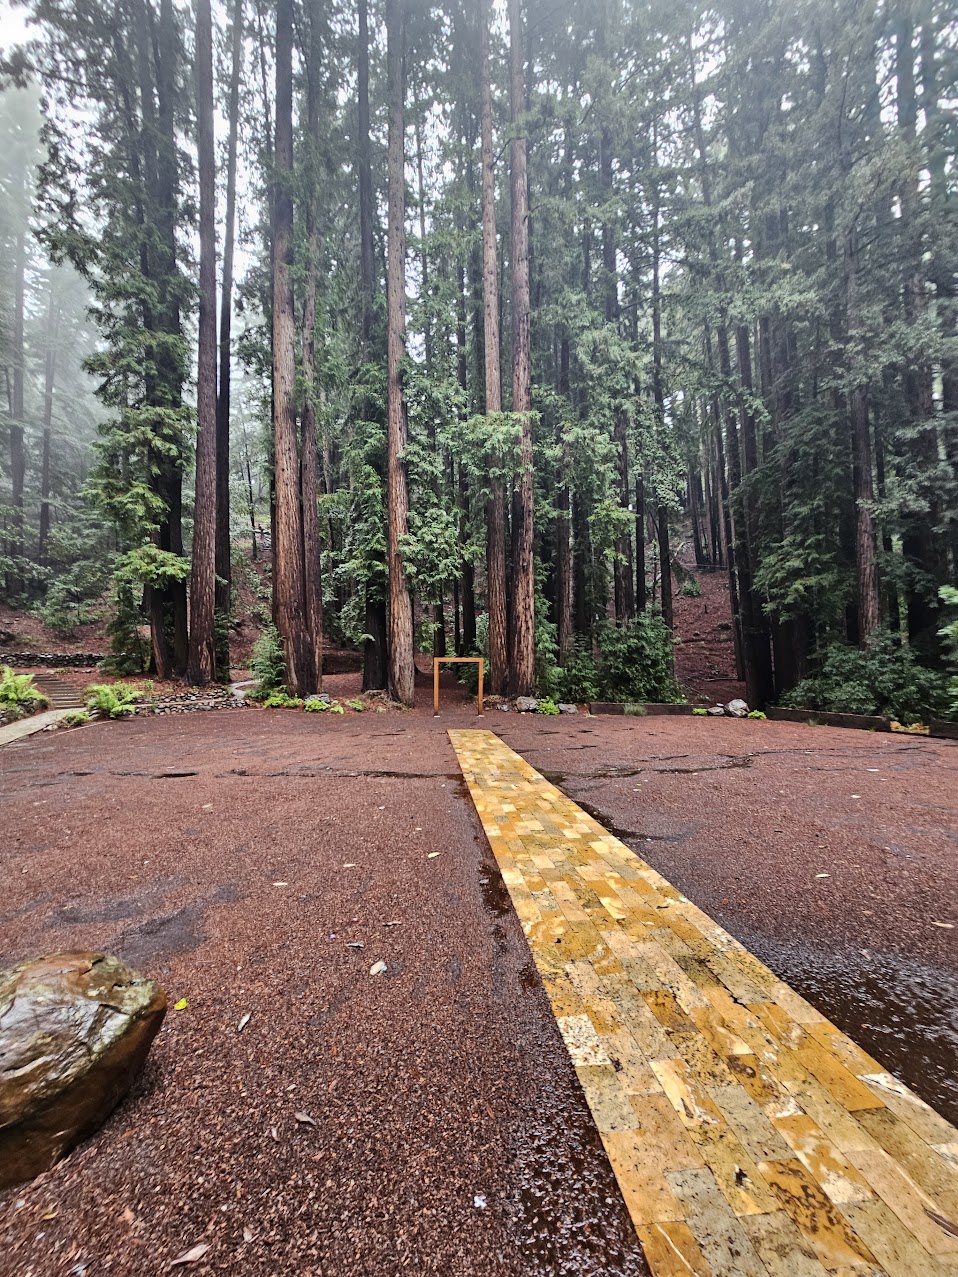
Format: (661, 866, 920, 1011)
(589, 702, 692, 717)
(767, 707, 890, 731)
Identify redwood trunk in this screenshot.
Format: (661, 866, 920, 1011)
(272, 0, 313, 696)
(214, 0, 243, 681)
(385, 0, 414, 705)
(480, 0, 508, 695)
(508, 0, 535, 696)
(188, 0, 218, 686)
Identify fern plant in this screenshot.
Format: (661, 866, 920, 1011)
(84, 682, 142, 718)
(0, 666, 48, 718)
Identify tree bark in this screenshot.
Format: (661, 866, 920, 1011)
(214, 0, 243, 681)
(188, 0, 218, 686)
(272, 0, 314, 696)
(479, 0, 508, 695)
(8, 225, 26, 596)
(385, 0, 415, 705)
(358, 0, 388, 691)
(301, 0, 325, 692)
(508, 0, 535, 696)
(38, 278, 60, 565)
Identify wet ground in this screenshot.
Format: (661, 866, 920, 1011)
(1, 698, 956, 1275)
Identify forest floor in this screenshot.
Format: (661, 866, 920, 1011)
(1, 703, 956, 1275)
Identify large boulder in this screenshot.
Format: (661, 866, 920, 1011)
(725, 698, 749, 718)
(0, 952, 166, 1188)
(515, 697, 538, 713)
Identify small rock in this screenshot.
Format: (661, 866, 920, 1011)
(707, 705, 725, 716)
(515, 697, 538, 713)
(496, 704, 510, 712)
(0, 952, 166, 1189)
(557, 703, 578, 715)
(725, 699, 749, 718)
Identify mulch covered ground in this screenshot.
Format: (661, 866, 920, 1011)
(2, 694, 956, 1276)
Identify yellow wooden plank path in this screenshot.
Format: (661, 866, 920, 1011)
(449, 729, 958, 1277)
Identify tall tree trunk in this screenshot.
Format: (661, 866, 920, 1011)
(508, 0, 535, 696)
(188, 0, 218, 686)
(385, 0, 414, 705)
(480, 0, 508, 695)
(650, 156, 673, 635)
(358, 0, 388, 691)
(300, 0, 325, 692)
(38, 279, 60, 565)
(272, 0, 313, 696)
(8, 225, 26, 596)
(214, 0, 243, 681)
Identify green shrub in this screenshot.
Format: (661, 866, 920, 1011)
(536, 697, 560, 715)
(61, 710, 92, 728)
(0, 666, 47, 716)
(592, 617, 682, 704)
(303, 696, 330, 712)
(747, 709, 767, 720)
(681, 577, 702, 598)
(262, 691, 303, 709)
(250, 624, 286, 697)
(692, 707, 708, 716)
(345, 697, 365, 712)
(85, 682, 142, 718)
(941, 587, 958, 719)
(555, 642, 600, 704)
(781, 630, 950, 723)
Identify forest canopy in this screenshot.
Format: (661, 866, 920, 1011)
(0, 0, 956, 714)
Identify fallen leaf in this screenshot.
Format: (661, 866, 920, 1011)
(427, 852, 441, 859)
(384, 920, 402, 927)
(170, 1242, 210, 1266)
(342, 863, 356, 868)
(237, 1013, 252, 1033)
(272, 881, 288, 887)
(242, 1228, 254, 1244)
(270, 1126, 279, 1142)
(294, 1111, 317, 1126)
(346, 941, 365, 950)
(42, 1207, 59, 1221)
(173, 998, 188, 1011)
(815, 873, 830, 879)
(932, 922, 954, 929)
(369, 960, 387, 976)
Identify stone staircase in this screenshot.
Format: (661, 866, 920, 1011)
(31, 673, 86, 712)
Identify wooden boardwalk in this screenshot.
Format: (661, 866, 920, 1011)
(449, 729, 958, 1277)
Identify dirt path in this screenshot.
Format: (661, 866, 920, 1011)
(1, 709, 956, 1275)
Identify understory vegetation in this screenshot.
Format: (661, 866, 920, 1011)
(0, 665, 47, 721)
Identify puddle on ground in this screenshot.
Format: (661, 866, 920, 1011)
(733, 925, 958, 1127)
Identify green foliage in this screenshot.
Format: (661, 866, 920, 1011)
(939, 588, 958, 718)
(747, 710, 767, 720)
(345, 697, 365, 712)
(84, 681, 141, 718)
(250, 625, 286, 697)
(692, 707, 709, 716)
(555, 643, 601, 705)
(0, 667, 48, 717)
(782, 632, 950, 724)
(61, 710, 92, 728)
(536, 697, 560, 715)
(262, 691, 304, 709)
(303, 696, 331, 712)
(681, 578, 702, 598)
(591, 617, 681, 705)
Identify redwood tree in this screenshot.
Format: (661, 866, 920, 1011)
(385, 0, 414, 705)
